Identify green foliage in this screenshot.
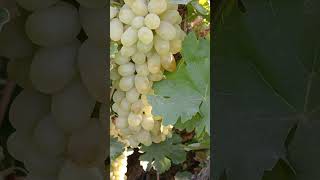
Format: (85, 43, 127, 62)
(187, 0, 210, 22)
(110, 137, 125, 160)
(148, 32, 210, 134)
(110, 41, 118, 59)
(175, 171, 193, 180)
(139, 134, 186, 174)
(213, 0, 320, 179)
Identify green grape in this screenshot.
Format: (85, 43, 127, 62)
(9, 89, 51, 134)
(119, 75, 135, 91)
(110, 18, 124, 42)
(137, 26, 153, 44)
(119, 6, 135, 25)
(58, 160, 103, 180)
(25, 2, 81, 46)
(131, 0, 148, 16)
(67, 119, 107, 167)
(126, 88, 140, 103)
(33, 114, 67, 156)
(136, 40, 153, 53)
(131, 16, 144, 29)
(78, 39, 107, 103)
(75, 0, 106, 8)
(154, 35, 170, 55)
(155, 21, 176, 41)
(30, 41, 80, 94)
(148, 0, 167, 15)
(7, 132, 30, 161)
(79, 6, 107, 46)
(121, 27, 138, 46)
(52, 79, 96, 134)
(160, 10, 181, 24)
(160, 53, 176, 72)
(110, 6, 118, 19)
(132, 51, 146, 64)
(16, 0, 59, 11)
(144, 13, 160, 29)
(135, 63, 149, 76)
(118, 62, 135, 76)
(120, 45, 136, 57)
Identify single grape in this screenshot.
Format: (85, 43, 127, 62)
(119, 6, 135, 25)
(136, 40, 153, 53)
(110, 18, 124, 42)
(160, 53, 176, 72)
(155, 21, 176, 41)
(170, 39, 182, 54)
(119, 75, 135, 91)
(121, 27, 138, 46)
(135, 63, 149, 76)
(126, 88, 140, 103)
(128, 112, 142, 127)
(78, 39, 108, 103)
(58, 160, 103, 180)
(132, 51, 146, 64)
(160, 10, 181, 24)
(25, 2, 81, 46)
(154, 35, 170, 55)
(137, 27, 153, 44)
(7, 132, 31, 161)
(141, 115, 154, 131)
(114, 53, 130, 65)
(148, 0, 167, 15)
(131, 0, 148, 16)
(115, 116, 129, 129)
(30, 41, 79, 94)
(144, 13, 160, 29)
(110, 6, 118, 19)
(113, 90, 126, 103)
(135, 75, 150, 94)
(120, 45, 137, 57)
(118, 62, 136, 76)
(147, 53, 161, 74)
(9, 89, 51, 133)
(67, 119, 107, 167)
(52, 79, 96, 134)
(131, 16, 144, 29)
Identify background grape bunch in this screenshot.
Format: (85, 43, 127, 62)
(0, 0, 108, 179)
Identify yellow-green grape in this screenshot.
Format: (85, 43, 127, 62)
(174, 24, 186, 40)
(132, 51, 146, 64)
(110, 6, 118, 19)
(110, 68, 121, 80)
(118, 108, 130, 117)
(144, 13, 160, 29)
(129, 123, 142, 133)
(33, 114, 67, 157)
(119, 6, 135, 25)
(148, 0, 167, 15)
(112, 103, 120, 113)
(136, 130, 152, 146)
(160, 53, 176, 72)
(135, 63, 150, 76)
(142, 105, 152, 115)
(131, 0, 148, 16)
(15, 0, 59, 11)
(154, 35, 170, 55)
(118, 62, 135, 76)
(128, 112, 142, 127)
(127, 136, 139, 148)
(121, 27, 138, 46)
(51, 80, 96, 134)
(58, 160, 103, 180)
(114, 53, 130, 65)
(126, 88, 140, 103)
(148, 70, 164, 81)
(113, 90, 126, 103)
(155, 21, 176, 41)
(25, 2, 81, 46)
(167, 2, 179, 10)
(136, 40, 153, 53)
(140, 95, 149, 106)
(78, 40, 107, 103)
(120, 45, 136, 57)
(30, 41, 79, 94)
(138, 27, 153, 44)
(67, 119, 107, 167)
(170, 39, 182, 54)
(9, 89, 51, 134)
(124, 0, 134, 7)
(160, 10, 181, 24)
(131, 100, 144, 114)
(119, 75, 135, 91)
(135, 75, 150, 94)
(120, 98, 132, 112)
(110, 18, 124, 41)
(141, 115, 154, 131)
(131, 16, 144, 29)
(115, 116, 129, 129)
(147, 53, 161, 74)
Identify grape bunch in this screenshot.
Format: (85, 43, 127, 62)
(110, 0, 185, 147)
(1, 0, 107, 179)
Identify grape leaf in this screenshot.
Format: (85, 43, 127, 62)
(139, 134, 186, 174)
(213, 0, 320, 179)
(175, 171, 193, 180)
(110, 137, 125, 160)
(148, 32, 210, 134)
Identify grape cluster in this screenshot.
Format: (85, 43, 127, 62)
(110, 0, 185, 147)
(1, 0, 107, 179)
(110, 149, 133, 180)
